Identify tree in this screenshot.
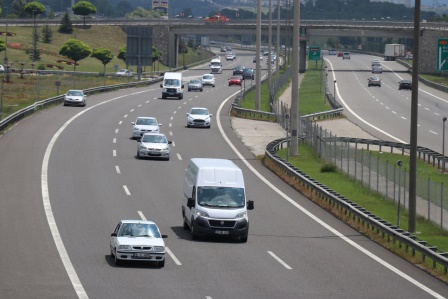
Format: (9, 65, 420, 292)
(59, 39, 92, 71)
(115, 0, 132, 17)
(72, 1, 97, 26)
(11, 0, 27, 18)
(125, 7, 161, 19)
(59, 12, 73, 34)
(24, 2, 46, 17)
(91, 47, 113, 75)
(117, 46, 126, 64)
(41, 25, 53, 43)
(0, 40, 6, 53)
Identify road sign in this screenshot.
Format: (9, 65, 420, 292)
(437, 38, 448, 71)
(308, 46, 321, 61)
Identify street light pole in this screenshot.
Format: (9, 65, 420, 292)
(4, 7, 8, 65)
(33, 10, 37, 64)
(397, 160, 403, 228)
(443, 116, 447, 173)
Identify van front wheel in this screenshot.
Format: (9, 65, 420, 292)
(190, 218, 198, 240)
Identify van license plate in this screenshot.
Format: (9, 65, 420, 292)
(215, 230, 229, 235)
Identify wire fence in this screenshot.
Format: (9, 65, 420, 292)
(304, 119, 448, 229)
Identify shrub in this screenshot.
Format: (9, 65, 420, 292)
(37, 64, 46, 70)
(320, 161, 337, 173)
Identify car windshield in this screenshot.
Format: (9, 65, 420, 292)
(118, 223, 161, 238)
(142, 134, 166, 143)
(190, 80, 200, 84)
(136, 118, 157, 126)
(197, 186, 246, 208)
(67, 91, 83, 96)
(203, 75, 213, 80)
(191, 108, 208, 115)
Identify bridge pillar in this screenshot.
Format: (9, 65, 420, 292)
(299, 40, 307, 73)
(167, 32, 179, 68)
(420, 29, 446, 74)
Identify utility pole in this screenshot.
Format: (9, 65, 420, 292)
(409, 0, 421, 233)
(289, 0, 300, 156)
(255, 0, 261, 110)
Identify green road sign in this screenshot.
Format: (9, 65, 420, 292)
(437, 38, 448, 71)
(308, 46, 321, 61)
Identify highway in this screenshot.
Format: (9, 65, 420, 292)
(325, 51, 448, 154)
(0, 49, 447, 298)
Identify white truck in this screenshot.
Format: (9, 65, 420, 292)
(384, 44, 405, 61)
(182, 158, 254, 242)
(209, 57, 222, 74)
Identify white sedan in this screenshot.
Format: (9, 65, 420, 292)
(131, 117, 161, 139)
(110, 220, 167, 267)
(115, 69, 132, 76)
(63, 90, 86, 107)
(186, 107, 212, 128)
(201, 74, 215, 87)
(137, 132, 172, 160)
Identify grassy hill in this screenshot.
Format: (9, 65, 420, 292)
(0, 24, 134, 73)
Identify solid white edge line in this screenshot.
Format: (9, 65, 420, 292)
(267, 251, 292, 269)
(325, 58, 406, 144)
(41, 90, 149, 298)
(216, 91, 445, 299)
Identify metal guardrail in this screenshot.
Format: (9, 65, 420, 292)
(0, 76, 162, 132)
(264, 138, 448, 273)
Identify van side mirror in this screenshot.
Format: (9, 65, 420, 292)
(182, 84, 184, 88)
(187, 198, 195, 208)
(111, 232, 117, 237)
(247, 200, 254, 210)
(161, 234, 168, 238)
(160, 83, 163, 88)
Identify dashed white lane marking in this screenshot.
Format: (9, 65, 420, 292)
(115, 166, 120, 174)
(138, 211, 182, 265)
(267, 251, 292, 269)
(119, 120, 122, 125)
(176, 153, 182, 160)
(113, 150, 116, 157)
(113, 138, 116, 143)
(429, 130, 438, 135)
(123, 185, 131, 196)
(124, 114, 128, 118)
(115, 129, 119, 133)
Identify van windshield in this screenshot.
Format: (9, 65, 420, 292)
(197, 186, 245, 208)
(164, 79, 180, 86)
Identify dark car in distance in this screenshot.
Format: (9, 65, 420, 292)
(399, 80, 412, 90)
(242, 68, 254, 80)
(233, 65, 245, 75)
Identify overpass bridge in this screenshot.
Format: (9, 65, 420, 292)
(2, 18, 446, 72)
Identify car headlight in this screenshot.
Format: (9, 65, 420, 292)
(139, 145, 147, 150)
(133, 127, 140, 131)
(162, 147, 169, 151)
(205, 117, 210, 121)
(152, 246, 165, 251)
(118, 245, 132, 250)
(188, 116, 194, 121)
(196, 209, 209, 217)
(235, 211, 247, 219)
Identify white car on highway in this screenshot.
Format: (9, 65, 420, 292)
(110, 220, 167, 267)
(201, 74, 215, 87)
(186, 107, 212, 128)
(137, 133, 172, 160)
(63, 90, 86, 107)
(131, 117, 161, 139)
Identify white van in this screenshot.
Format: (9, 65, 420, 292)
(343, 52, 350, 60)
(182, 158, 254, 242)
(160, 72, 184, 99)
(209, 58, 222, 74)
